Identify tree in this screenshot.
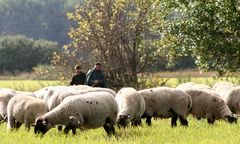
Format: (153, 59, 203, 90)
(0, 35, 59, 73)
(0, 0, 77, 45)
(63, 0, 171, 88)
(164, 1, 240, 75)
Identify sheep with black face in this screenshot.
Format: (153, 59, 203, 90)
(34, 91, 118, 136)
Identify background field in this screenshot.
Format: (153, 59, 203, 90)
(1, 77, 240, 144)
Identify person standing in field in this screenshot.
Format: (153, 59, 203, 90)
(70, 65, 86, 85)
(85, 62, 106, 88)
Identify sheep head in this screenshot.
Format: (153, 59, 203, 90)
(225, 113, 238, 124)
(34, 117, 52, 135)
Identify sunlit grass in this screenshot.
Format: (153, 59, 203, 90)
(1, 78, 240, 143)
(0, 80, 66, 91)
(0, 117, 239, 144)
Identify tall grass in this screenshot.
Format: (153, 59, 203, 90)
(0, 80, 66, 91)
(1, 79, 240, 143)
(0, 117, 239, 144)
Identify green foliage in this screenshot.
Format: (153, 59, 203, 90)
(0, 35, 60, 73)
(164, 1, 240, 75)
(0, 0, 80, 45)
(64, 0, 176, 88)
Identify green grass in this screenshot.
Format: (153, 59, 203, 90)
(1, 78, 240, 143)
(0, 80, 66, 91)
(0, 117, 239, 144)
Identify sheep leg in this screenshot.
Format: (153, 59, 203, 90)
(146, 116, 152, 126)
(72, 128, 77, 135)
(64, 124, 77, 135)
(7, 115, 15, 130)
(57, 126, 63, 132)
(169, 109, 178, 127)
(171, 115, 178, 127)
(103, 118, 115, 135)
(131, 118, 142, 126)
(15, 121, 22, 129)
(24, 120, 31, 131)
(179, 116, 188, 126)
(207, 115, 215, 124)
(103, 123, 115, 135)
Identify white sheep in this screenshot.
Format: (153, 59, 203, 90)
(46, 87, 116, 110)
(0, 93, 15, 122)
(16, 91, 36, 97)
(0, 88, 16, 95)
(138, 87, 192, 127)
(177, 82, 212, 91)
(178, 88, 237, 124)
(212, 81, 235, 100)
(224, 87, 240, 114)
(34, 91, 118, 135)
(34, 86, 74, 99)
(69, 85, 92, 91)
(7, 94, 48, 130)
(115, 87, 145, 127)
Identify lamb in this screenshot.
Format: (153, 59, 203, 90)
(115, 87, 145, 127)
(212, 81, 235, 100)
(177, 88, 237, 124)
(34, 91, 118, 136)
(7, 94, 48, 130)
(47, 87, 116, 110)
(138, 87, 192, 127)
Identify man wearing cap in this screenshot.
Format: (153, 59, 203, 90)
(70, 65, 86, 85)
(85, 62, 106, 88)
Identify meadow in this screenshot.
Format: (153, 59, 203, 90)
(1, 76, 240, 144)
(0, 117, 240, 144)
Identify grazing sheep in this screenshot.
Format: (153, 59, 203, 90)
(34, 86, 73, 99)
(177, 82, 212, 91)
(178, 88, 237, 124)
(0, 88, 16, 95)
(47, 87, 116, 110)
(138, 87, 192, 127)
(16, 91, 36, 97)
(7, 94, 48, 130)
(224, 87, 240, 114)
(70, 85, 92, 91)
(34, 91, 118, 136)
(0, 93, 15, 122)
(0, 90, 36, 122)
(212, 81, 235, 100)
(115, 87, 145, 127)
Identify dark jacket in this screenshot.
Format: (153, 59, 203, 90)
(70, 72, 86, 85)
(85, 68, 106, 88)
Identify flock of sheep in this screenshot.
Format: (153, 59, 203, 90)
(0, 81, 239, 136)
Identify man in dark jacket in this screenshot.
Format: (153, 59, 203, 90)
(70, 65, 86, 85)
(85, 62, 106, 88)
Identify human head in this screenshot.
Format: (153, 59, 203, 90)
(95, 62, 101, 71)
(74, 65, 82, 73)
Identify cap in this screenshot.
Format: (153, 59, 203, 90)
(95, 62, 101, 65)
(74, 65, 81, 70)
